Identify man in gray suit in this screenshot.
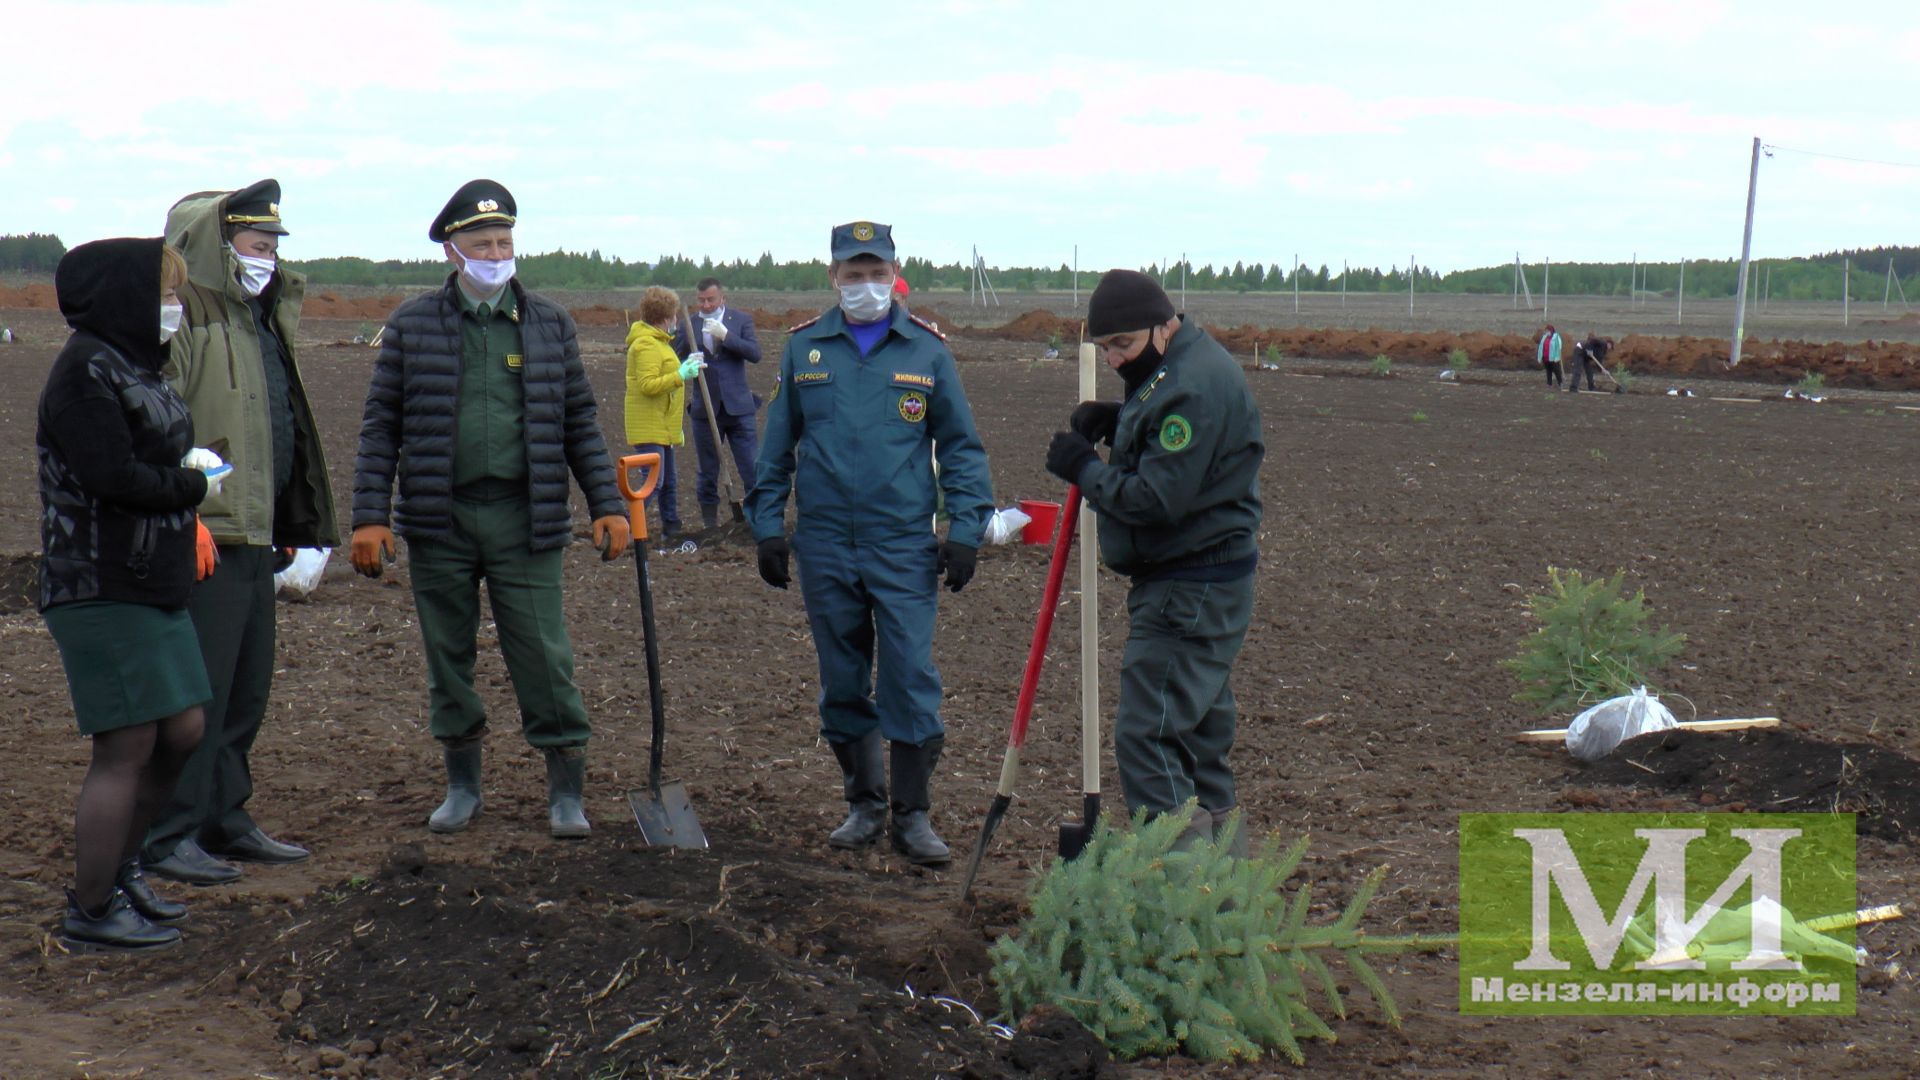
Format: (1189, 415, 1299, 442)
(672, 277, 761, 527)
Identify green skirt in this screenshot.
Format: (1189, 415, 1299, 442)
(43, 600, 212, 735)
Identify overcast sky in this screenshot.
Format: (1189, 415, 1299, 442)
(6, 0, 1917, 274)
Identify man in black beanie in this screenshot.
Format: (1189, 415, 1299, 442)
(1044, 269, 1264, 851)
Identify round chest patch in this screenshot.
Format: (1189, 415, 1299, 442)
(807, 348, 822, 365)
(1158, 414, 1192, 452)
(898, 391, 928, 423)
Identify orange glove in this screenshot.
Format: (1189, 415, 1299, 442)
(194, 517, 218, 581)
(591, 514, 631, 561)
(350, 525, 396, 578)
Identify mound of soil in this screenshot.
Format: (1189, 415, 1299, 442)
(234, 840, 1012, 1078)
(1580, 728, 1920, 840)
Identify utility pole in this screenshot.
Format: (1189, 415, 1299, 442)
(1730, 135, 1762, 366)
(1513, 252, 1520, 309)
(1887, 257, 1896, 309)
(1631, 252, 1637, 306)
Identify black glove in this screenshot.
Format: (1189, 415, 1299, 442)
(1069, 400, 1121, 446)
(936, 541, 977, 593)
(272, 547, 296, 573)
(1045, 430, 1100, 486)
(756, 536, 790, 589)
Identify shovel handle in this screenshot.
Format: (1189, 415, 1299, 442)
(1007, 485, 1081, 757)
(617, 453, 663, 542)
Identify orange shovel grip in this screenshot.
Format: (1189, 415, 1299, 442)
(617, 453, 662, 542)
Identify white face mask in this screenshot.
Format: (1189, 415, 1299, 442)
(160, 302, 184, 343)
(838, 281, 892, 323)
(458, 254, 516, 295)
(230, 247, 277, 297)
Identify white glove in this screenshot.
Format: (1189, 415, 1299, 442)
(202, 467, 227, 498)
(703, 318, 728, 343)
(182, 448, 225, 472)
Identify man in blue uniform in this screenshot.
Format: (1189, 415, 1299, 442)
(1045, 270, 1264, 852)
(747, 221, 993, 865)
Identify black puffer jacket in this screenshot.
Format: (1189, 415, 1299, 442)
(38, 238, 209, 610)
(352, 274, 623, 549)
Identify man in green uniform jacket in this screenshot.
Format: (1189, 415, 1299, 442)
(1045, 270, 1264, 851)
(145, 180, 337, 885)
(350, 180, 631, 840)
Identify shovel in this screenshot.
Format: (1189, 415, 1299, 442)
(680, 306, 750, 539)
(959, 485, 1081, 903)
(1059, 342, 1103, 860)
(616, 452, 709, 849)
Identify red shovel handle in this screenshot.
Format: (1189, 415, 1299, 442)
(1008, 485, 1081, 750)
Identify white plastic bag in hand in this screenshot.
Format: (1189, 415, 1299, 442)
(1565, 686, 1678, 762)
(983, 507, 1033, 546)
(274, 548, 332, 600)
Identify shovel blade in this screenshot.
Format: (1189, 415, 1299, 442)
(1057, 793, 1102, 861)
(958, 793, 1013, 904)
(628, 783, 709, 849)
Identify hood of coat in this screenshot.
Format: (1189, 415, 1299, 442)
(55, 237, 168, 371)
(165, 188, 306, 304)
(625, 321, 673, 349)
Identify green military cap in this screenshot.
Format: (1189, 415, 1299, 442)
(223, 178, 288, 236)
(431, 179, 517, 242)
(830, 220, 895, 262)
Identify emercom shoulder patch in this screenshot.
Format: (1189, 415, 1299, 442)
(1159, 413, 1193, 452)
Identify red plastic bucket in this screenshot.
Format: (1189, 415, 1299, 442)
(1019, 500, 1062, 545)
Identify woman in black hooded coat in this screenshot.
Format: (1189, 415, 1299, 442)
(37, 237, 215, 951)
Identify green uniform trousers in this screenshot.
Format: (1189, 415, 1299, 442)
(1114, 574, 1255, 817)
(407, 496, 591, 748)
(144, 544, 277, 860)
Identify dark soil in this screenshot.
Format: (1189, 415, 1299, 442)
(1580, 727, 1920, 841)
(1, 297, 1917, 1078)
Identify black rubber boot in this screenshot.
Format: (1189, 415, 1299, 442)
(428, 735, 484, 834)
(700, 503, 720, 530)
(889, 737, 950, 865)
(116, 858, 186, 923)
(1208, 806, 1251, 859)
(61, 888, 180, 952)
(545, 747, 591, 839)
(827, 732, 888, 849)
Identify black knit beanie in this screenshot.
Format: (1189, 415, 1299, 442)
(1086, 269, 1176, 337)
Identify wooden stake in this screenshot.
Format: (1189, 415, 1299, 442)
(1511, 717, 1780, 743)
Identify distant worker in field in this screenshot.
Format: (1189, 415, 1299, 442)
(147, 180, 337, 886)
(671, 277, 762, 531)
(1537, 324, 1563, 388)
(1570, 331, 1611, 393)
(625, 285, 703, 547)
(350, 179, 631, 839)
(1045, 270, 1265, 853)
(747, 220, 993, 866)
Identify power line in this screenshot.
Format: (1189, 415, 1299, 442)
(1761, 143, 1920, 170)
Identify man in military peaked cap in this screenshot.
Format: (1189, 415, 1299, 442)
(352, 179, 631, 840)
(145, 179, 337, 885)
(746, 220, 994, 866)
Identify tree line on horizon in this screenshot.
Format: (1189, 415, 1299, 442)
(3, 233, 1914, 302)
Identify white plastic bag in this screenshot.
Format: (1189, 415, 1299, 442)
(1565, 686, 1677, 762)
(275, 547, 332, 600)
(983, 507, 1034, 546)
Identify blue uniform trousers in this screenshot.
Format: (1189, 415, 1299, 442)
(690, 404, 758, 508)
(793, 532, 944, 747)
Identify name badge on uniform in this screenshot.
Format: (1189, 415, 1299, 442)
(793, 370, 833, 385)
(505, 353, 523, 371)
(891, 372, 935, 389)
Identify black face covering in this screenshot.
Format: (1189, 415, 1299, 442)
(1114, 324, 1167, 396)
(54, 237, 167, 372)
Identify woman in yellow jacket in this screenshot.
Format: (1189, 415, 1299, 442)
(624, 285, 706, 547)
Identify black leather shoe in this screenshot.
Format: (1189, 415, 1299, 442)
(206, 828, 310, 864)
(145, 838, 242, 885)
(62, 888, 180, 952)
(116, 858, 187, 923)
